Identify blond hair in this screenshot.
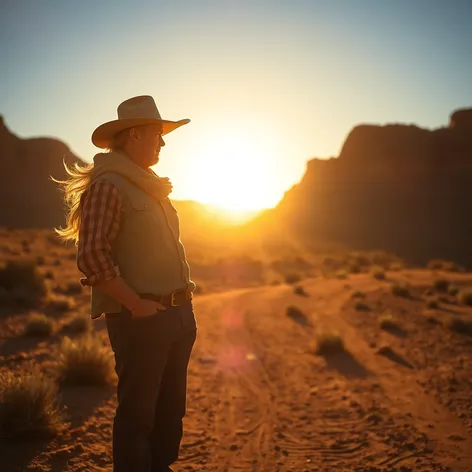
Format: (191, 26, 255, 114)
(53, 128, 131, 244)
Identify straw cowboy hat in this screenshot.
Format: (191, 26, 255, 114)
(91, 95, 190, 148)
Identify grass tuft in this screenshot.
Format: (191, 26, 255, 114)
(426, 298, 439, 309)
(45, 294, 75, 314)
(354, 300, 370, 311)
(0, 367, 62, 439)
(433, 279, 450, 293)
(379, 313, 402, 331)
(23, 313, 53, 337)
(0, 260, 47, 308)
(448, 317, 472, 336)
(391, 283, 410, 298)
(284, 273, 301, 284)
(55, 336, 113, 386)
(315, 332, 345, 355)
(65, 315, 91, 334)
(371, 266, 386, 280)
(458, 289, 472, 306)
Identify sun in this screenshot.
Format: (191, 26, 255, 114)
(188, 132, 280, 214)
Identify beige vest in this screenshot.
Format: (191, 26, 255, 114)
(90, 172, 195, 318)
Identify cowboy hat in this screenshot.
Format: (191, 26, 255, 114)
(91, 95, 190, 148)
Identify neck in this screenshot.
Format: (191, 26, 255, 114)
(117, 148, 149, 170)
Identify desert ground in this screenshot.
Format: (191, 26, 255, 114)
(1, 230, 472, 471)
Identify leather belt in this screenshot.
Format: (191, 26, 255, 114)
(140, 288, 193, 307)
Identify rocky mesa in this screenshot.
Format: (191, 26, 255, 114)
(265, 108, 472, 267)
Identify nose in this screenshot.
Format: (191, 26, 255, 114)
(160, 135, 165, 147)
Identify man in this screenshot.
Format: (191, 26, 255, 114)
(59, 95, 197, 472)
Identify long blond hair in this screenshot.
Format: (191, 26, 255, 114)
(53, 129, 131, 243)
(53, 160, 95, 244)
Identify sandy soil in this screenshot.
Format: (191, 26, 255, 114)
(1, 267, 472, 471)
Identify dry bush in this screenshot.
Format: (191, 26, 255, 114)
(433, 279, 450, 293)
(448, 317, 472, 336)
(36, 256, 45, 266)
(391, 283, 410, 298)
(286, 305, 308, 325)
(0, 260, 47, 308)
(354, 300, 370, 311)
(24, 313, 53, 337)
(284, 273, 301, 284)
(315, 332, 345, 355)
(379, 313, 402, 331)
(371, 266, 386, 280)
(66, 315, 91, 334)
(458, 289, 472, 306)
(45, 294, 76, 314)
(426, 298, 439, 310)
(336, 269, 349, 279)
(55, 336, 113, 386)
(294, 285, 308, 296)
(351, 290, 365, 299)
(448, 285, 459, 297)
(0, 367, 62, 439)
(428, 259, 463, 272)
(57, 282, 82, 295)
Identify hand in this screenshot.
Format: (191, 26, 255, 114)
(130, 298, 166, 318)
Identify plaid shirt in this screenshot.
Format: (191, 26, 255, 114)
(77, 180, 123, 286)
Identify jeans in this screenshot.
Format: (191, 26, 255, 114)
(105, 299, 197, 472)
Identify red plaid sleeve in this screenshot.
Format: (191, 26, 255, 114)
(77, 180, 123, 286)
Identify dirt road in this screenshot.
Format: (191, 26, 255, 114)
(180, 272, 472, 471)
(2, 271, 472, 471)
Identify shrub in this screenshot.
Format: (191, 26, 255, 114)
(379, 313, 401, 331)
(448, 317, 472, 336)
(294, 285, 307, 296)
(315, 332, 345, 355)
(36, 256, 45, 266)
(0, 260, 47, 307)
(458, 289, 472, 306)
(433, 279, 450, 293)
(66, 315, 91, 334)
(55, 336, 113, 386)
(426, 298, 439, 309)
(348, 264, 361, 274)
(391, 283, 410, 298)
(428, 259, 462, 272)
(59, 282, 82, 295)
(284, 273, 301, 284)
(371, 266, 386, 280)
(448, 285, 459, 297)
(336, 269, 348, 279)
(351, 290, 365, 299)
(0, 367, 61, 438)
(389, 262, 404, 271)
(354, 301, 370, 311)
(45, 294, 75, 314)
(286, 305, 308, 325)
(24, 313, 53, 337)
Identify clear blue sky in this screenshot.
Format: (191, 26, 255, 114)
(1, 0, 471, 209)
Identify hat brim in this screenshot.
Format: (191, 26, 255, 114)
(91, 117, 190, 148)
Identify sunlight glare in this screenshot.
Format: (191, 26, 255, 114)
(189, 132, 280, 212)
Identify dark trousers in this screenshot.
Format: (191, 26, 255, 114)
(105, 300, 197, 472)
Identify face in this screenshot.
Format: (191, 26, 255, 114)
(130, 123, 165, 167)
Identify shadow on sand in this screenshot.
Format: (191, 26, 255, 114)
(0, 384, 115, 472)
(324, 350, 371, 379)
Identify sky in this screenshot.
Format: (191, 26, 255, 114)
(1, 0, 471, 211)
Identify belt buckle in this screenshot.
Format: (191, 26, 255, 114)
(170, 290, 179, 307)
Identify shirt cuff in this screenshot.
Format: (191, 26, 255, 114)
(80, 265, 120, 287)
